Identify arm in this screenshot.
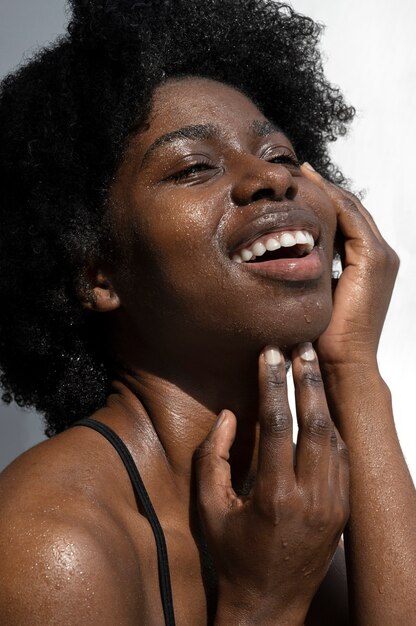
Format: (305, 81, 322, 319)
(326, 359, 416, 625)
(302, 163, 416, 625)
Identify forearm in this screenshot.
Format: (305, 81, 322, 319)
(324, 364, 416, 625)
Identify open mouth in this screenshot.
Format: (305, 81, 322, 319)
(231, 230, 315, 264)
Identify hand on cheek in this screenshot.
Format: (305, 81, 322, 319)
(301, 163, 399, 370)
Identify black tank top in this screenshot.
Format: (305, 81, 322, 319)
(72, 418, 176, 626)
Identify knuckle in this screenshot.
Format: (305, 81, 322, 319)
(368, 241, 387, 265)
(370, 241, 399, 271)
(255, 496, 280, 522)
(300, 370, 323, 388)
(307, 500, 346, 533)
(266, 370, 287, 392)
(255, 487, 295, 523)
(306, 502, 332, 530)
(341, 195, 359, 213)
(305, 413, 331, 438)
(263, 411, 291, 438)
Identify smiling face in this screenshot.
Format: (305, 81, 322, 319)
(106, 77, 337, 367)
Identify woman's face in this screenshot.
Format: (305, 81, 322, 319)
(108, 77, 337, 361)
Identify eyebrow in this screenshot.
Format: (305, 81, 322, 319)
(141, 124, 219, 166)
(141, 120, 283, 166)
(250, 120, 282, 137)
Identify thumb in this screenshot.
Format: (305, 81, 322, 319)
(194, 410, 237, 528)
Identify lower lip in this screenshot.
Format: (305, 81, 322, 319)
(238, 248, 323, 281)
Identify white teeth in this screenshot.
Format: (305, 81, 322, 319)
(265, 237, 281, 251)
(305, 232, 314, 253)
(241, 248, 254, 262)
(232, 230, 316, 263)
(295, 231, 308, 245)
(280, 233, 297, 247)
(252, 242, 266, 256)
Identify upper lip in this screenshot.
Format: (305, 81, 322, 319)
(227, 206, 321, 256)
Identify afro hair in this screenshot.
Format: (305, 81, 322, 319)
(0, 0, 355, 436)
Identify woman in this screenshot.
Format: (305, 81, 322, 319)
(0, 1, 414, 624)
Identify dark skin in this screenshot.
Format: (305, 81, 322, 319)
(0, 77, 415, 625)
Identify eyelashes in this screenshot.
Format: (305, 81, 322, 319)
(267, 153, 301, 168)
(168, 148, 300, 183)
(170, 159, 214, 182)
(262, 146, 301, 169)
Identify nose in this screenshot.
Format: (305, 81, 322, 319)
(231, 156, 299, 206)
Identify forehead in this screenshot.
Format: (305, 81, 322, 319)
(139, 77, 271, 147)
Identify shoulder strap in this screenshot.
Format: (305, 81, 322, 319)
(72, 418, 176, 626)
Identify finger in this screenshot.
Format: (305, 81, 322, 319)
(194, 410, 238, 529)
(338, 187, 384, 242)
(292, 343, 334, 494)
(254, 346, 295, 505)
(301, 162, 383, 245)
(301, 163, 399, 279)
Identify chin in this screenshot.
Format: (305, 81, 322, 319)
(260, 294, 333, 351)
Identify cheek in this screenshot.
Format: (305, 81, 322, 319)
(113, 190, 221, 304)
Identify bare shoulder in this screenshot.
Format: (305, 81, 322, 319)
(0, 428, 149, 625)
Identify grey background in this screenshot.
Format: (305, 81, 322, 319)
(1, 0, 415, 478)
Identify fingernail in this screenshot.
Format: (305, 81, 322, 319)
(264, 347, 282, 366)
(214, 410, 228, 430)
(302, 162, 315, 172)
(298, 342, 315, 362)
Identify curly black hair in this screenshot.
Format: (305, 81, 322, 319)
(0, 0, 355, 436)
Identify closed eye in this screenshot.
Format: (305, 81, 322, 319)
(169, 160, 213, 182)
(261, 144, 301, 169)
(268, 154, 301, 168)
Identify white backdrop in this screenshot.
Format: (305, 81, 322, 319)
(1, 0, 415, 479)
(289, 0, 416, 482)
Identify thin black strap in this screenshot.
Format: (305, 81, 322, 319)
(72, 418, 176, 626)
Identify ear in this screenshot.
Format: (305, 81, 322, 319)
(79, 269, 121, 313)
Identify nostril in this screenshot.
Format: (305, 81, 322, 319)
(252, 188, 275, 202)
(286, 185, 297, 201)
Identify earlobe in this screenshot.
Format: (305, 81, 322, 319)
(79, 271, 121, 313)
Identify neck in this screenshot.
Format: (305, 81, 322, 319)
(105, 353, 263, 497)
